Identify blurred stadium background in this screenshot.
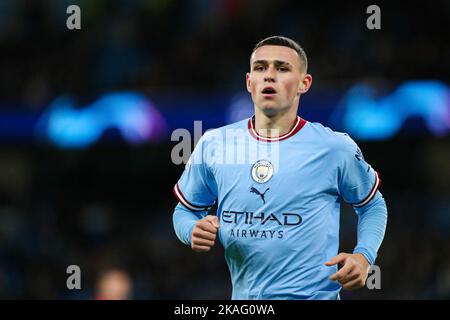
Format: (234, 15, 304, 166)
(0, 0, 449, 299)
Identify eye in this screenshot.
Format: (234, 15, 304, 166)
(253, 65, 265, 71)
(278, 66, 289, 72)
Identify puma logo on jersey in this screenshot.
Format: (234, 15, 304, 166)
(250, 187, 270, 204)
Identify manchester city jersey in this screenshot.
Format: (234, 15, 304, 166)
(173, 116, 380, 300)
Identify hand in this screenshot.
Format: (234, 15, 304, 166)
(191, 215, 219, 252)
(325, 253, 370, 290)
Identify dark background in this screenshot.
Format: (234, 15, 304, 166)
(0, 0, 449, 299)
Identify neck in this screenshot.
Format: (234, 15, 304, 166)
(254, 108, 298, 138)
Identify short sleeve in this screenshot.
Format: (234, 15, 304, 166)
(173, 135, 217, 211)
(336, 134, 381, 208)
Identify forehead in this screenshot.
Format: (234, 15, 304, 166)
(251, 45, 300, 66)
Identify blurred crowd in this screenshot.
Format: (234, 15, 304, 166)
(0, 0, 449, 299)
(0, 0, 449, 110)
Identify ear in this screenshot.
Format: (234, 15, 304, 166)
(297, 74, 313, 95)
(246, 72, 252, 93)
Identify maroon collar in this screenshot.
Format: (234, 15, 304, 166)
(247, 115, 307, 142)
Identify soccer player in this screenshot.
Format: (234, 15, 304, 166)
(172, 36, 387, 299)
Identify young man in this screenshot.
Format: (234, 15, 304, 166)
(172, 36, 387, 299)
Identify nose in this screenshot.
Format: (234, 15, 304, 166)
(264, 65, 276, 83)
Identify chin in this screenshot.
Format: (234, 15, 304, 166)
(258, 102, 285, 116)
(260, 108, 282, 117)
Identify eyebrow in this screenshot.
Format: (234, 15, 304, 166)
(252, 60, 293, 68)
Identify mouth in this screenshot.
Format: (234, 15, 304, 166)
(261, 86, 277, 97)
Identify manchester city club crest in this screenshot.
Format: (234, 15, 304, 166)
(251, 160, 274, 183)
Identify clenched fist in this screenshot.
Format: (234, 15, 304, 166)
(191, 215, 219, 252)
(325, 253, 371, 290)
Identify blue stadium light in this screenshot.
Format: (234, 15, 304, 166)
(35, 92, 167, 148)
(329, 81, 450, 140)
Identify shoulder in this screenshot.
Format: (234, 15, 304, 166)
(211, 118, 248, 133)
(306, 121, 358, 153)
(200, 118, 248, 143)
(195, 118, 248, 155)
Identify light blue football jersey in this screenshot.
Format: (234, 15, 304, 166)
(173, 116, 381, 299)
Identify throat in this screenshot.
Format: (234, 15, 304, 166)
(254, 115, 298, 138)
